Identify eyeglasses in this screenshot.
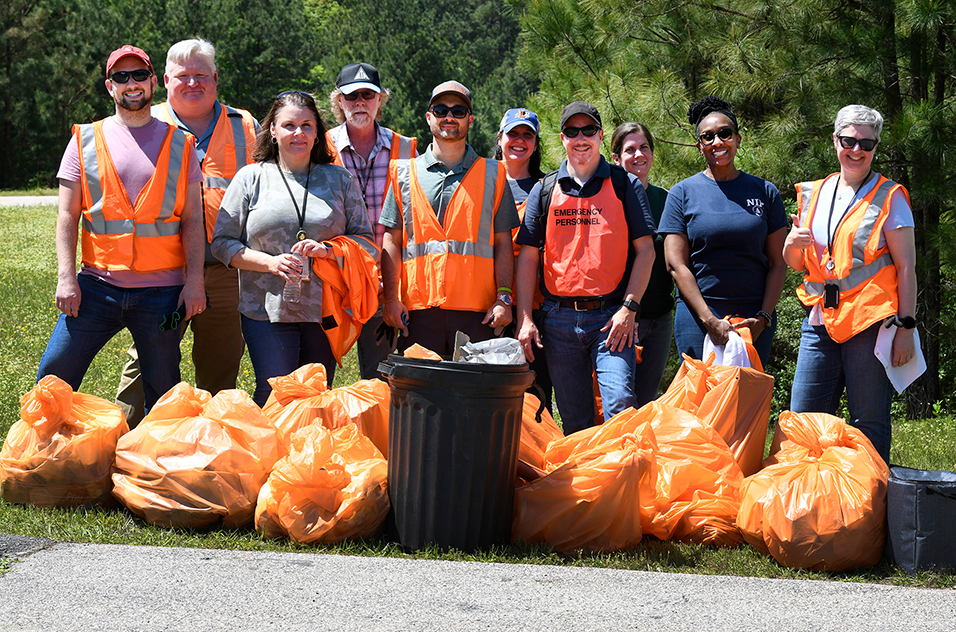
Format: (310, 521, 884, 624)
(429, 104, 470, 119)
(109, 69, 152, 83)
(276, 90, 315, 102)
(697, 127, 735, 144)
(837, 135, 877, 152)
(562, 125, 601, 138)
(344, 90, 378, 102)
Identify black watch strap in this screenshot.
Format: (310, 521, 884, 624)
(622, 299, 641, 318)
(898, 316, 916, 330)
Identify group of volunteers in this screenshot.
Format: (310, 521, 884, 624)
(35, 38, 917, 465)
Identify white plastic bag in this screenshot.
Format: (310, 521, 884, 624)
(457, 338, 526, 365)
(703, 331, 753, 369)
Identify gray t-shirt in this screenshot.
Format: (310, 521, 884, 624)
(379, 144, 518, 233)
(212, 160, 372, 322)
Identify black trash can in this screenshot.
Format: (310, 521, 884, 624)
(379, 354, 534, 552)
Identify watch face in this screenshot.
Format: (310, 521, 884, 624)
(498, 293, 513, 305)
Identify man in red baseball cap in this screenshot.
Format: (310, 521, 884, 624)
(37, 45, 206, 420)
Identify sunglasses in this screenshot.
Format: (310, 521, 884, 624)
(344, 90, 378, 102)
(276, 90, 315, 102)
(837, 135, 877, 152)
(429, 104, 470, 119)
(109, 69, 152, 83)
(697, 127, 735, 144)
(562, 125, 601, 138)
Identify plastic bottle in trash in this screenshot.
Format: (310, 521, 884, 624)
(282, 253, 306, 303)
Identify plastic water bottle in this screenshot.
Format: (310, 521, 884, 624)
(282, 253, 306, 303)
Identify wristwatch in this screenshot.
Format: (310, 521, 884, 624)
(497, 293, 513, 306)
(622, 299, 641, 319)
(898, 316, 916, 330)
(756, 310, 773, 324)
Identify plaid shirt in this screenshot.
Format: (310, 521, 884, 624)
(328, 123, 413, 248)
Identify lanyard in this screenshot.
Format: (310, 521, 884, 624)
(825, 170, 872, 271)
(275, 157, 311, 241)
(345, 147, 377, 212)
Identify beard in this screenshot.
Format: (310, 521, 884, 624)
(116, 90, 152, 112)
(432, 120, 469, 141)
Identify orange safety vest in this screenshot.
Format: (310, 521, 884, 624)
(794, 173, 908, 343)
(389, 156, 506, 311)
(327, 127, 417, 212)
(153, 102, 257, 243)
(75, 120, 192, 273)
(544, 176, 629, 297)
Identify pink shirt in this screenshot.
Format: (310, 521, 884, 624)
(57, 116, 202, 287)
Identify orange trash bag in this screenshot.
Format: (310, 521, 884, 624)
(737, 411, 889, 571)
(255, 423, 389, 543)
(403, 344, 442, 361)
(658, 354, 773, 477)
(513, 416, 656, 553)
(0, 376, 128, 507)
(516, 393, 563, 479)
(111, 383, 280, 529)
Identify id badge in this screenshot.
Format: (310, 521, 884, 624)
(824, 283, 839, 308)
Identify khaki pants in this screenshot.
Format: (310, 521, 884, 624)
(115, 262, 244, 426)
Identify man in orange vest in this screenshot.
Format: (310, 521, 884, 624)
(113, 39, 258, 426)
(37, 45, 206, 416)
(379, 81, 519, 356)
(515, 101, 656, 434)
(326, 62, 417, 378)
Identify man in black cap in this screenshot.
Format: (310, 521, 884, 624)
(327, 62, 417, 378)
(378, 81, 519, 356)
(514, 101, 656, 434)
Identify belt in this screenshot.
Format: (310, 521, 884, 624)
(557, 298, 621, 312)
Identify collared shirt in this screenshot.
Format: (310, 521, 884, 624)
(160, 100, 223, 160)
(328, 122, 399, 247)
(379, 144, 518, 234)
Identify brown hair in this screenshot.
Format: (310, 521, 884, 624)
(252, 91, 333, 164)
(610, 122, 655, 159)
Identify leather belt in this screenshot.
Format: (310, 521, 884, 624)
(557, 299, 621, 312)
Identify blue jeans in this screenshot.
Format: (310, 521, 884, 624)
(37, 274, 182, 413)
(539, 300, 636, 435)
(789, 318, 893, 464)
(633, 310, 674, 407)
(241, 316, 336, 406)
(673, 299, 776, 369)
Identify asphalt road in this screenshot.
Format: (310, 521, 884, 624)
(0, 196, 57, 207)
(1, 535, 955, 631)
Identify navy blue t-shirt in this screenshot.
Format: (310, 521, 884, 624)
(658, 171, 786, 304)
(515, 157, 655, 301)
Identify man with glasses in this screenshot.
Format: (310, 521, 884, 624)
(113, 39, 259, 427)
(38, 45, 205, 417)
(379, 80, 519, 356)
(515, 101, 656, 434)
(326, 62, 417, 378)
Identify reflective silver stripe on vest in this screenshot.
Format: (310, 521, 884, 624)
(796, 181, 815, 225)
(399, 158, 497, 263)
(225, 106, 250, 169)
(850, 179, 895, 267)
(335, 234, 380, 266)
(803, 252, 894, 296)
(205, 176, 232, 189)
(395, 135, 414, 160)
(80, 125, 185, 237)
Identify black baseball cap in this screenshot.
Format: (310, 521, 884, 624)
(560, 101, 602, 129)
(336, 62, 381, 95)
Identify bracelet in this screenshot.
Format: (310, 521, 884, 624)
(497, 286, 513, 294)
(756, 310, 773, 324)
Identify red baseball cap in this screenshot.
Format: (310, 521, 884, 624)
(106, 45, 153, 77)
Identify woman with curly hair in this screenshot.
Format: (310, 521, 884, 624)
(657, 96, 788, 367)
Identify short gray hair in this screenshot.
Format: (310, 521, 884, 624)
(166, 38, 216, 73)
(328, 87, 391, 124)
(833, 105, 883, 141)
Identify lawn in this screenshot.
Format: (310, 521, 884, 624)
(1, 202, 954, 589)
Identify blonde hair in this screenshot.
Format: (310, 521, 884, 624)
(166, 38, 216, 73)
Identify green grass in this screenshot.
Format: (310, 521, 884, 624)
(1, 203, 955, 588)
(0, 188, 58, 197)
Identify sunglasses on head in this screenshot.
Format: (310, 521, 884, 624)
(562, 125, 601, 138)
(429, 104, 470, 119)
(344, 90, 378, 102)
(697, 127, 735, 144)
(109, 69, 152, 83)
(837, 135, 877, 152)
(276, 90, 315, 102)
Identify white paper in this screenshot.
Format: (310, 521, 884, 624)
(702, 331, 753, 369)
(874, 323, 926, 394)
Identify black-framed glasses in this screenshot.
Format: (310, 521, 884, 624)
(837, 135, 877, 152)
(344, 90, 378, 102)
(276, 90, 315, 102)
(562, 125, 601, 138)
(697, 127, 735, 144)
(109, 69, 152, 84)
(429, 104, 470, 119)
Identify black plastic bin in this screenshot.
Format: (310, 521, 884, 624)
(379, 354, 534, 552)
(885, 465, 956, 573)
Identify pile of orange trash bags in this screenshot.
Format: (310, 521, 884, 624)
(0, 376, 128, 507)
(255, 423, 389, 543)
(513, 398, 745, 553)
(737, 411, 889, 571)
(111, 384, 280, 529)
(262, 364, 389, 459)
